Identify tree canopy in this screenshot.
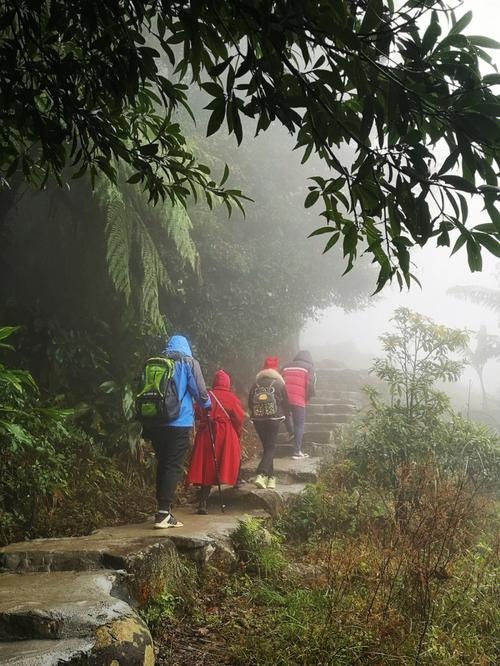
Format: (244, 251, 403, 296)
(1, 1, 500, 289)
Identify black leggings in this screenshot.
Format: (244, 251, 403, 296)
(149, 426, 192, 511)
(254, 420, 281, 477)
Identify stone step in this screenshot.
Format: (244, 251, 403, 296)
(0, 509, 244, 574)
(0, 571, 153, 663)
(241, 456, 320, 484)
(308, 402, 357, 415)
(0, 570, 133, 641)
(278, 430, 335, 444)
(315, 370, 370, 386)
(307, 403, 357, 414)
(208, 483, 306, 519)
(315, 378, 366, 388)
(305, 411, 356, 423)
(274, 441, 337, 459)
(0, 637, 96, 665)
(306, 415, 353, 427)
(310, 393, 360, 404)
(311, 387, 364, 402)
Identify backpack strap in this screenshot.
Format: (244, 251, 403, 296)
(209, 390, 231, 419)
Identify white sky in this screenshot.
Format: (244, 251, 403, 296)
(302, 0, 500, 397)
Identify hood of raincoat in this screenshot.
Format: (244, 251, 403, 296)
(163, 335, 192, 357)
(212, 370, 231, 390)
(293, 350, 313, 365)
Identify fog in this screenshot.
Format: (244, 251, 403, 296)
(302, 0, 500, 411)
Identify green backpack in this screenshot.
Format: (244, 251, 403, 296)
(135, 357, 180, 422)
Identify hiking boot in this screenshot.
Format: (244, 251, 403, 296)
(154, 512, 184, 529)
(266, 476, 276, 489)
(292, 451, 310, 460)
(197, 499, 208, 515)
(197, 486, 210, 515)
(254, 474, 267, 489)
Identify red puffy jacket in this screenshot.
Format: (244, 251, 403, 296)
(282, 352, 316, 407)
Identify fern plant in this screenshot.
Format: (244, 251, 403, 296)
(95, 172, 199, 332)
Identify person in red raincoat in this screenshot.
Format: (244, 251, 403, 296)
(187, 369, 245, 514)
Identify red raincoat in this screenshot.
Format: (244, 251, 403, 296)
(187, 370, 245, 486)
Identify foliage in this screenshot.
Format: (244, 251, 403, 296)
(140, 591, 178, 631)
(0, 176, 196, 463)
(2, 2, 500, 286)
(372, 307, 469, 417)
(0, 2, 246, 211)
(231, 516, 286, 578)
(152, 463, 499, 666)
(0, 326, 155, 545)
(0, 326, 72, 541)
(346, 400, 500, 494)
(96, 173, 199, 332)
(342, 309, 500, 492)
(466, 325, 500, 408)
(448, 283, 500, 315)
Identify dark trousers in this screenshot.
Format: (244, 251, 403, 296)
(286, 405, 306, 454)
(254, 420, 281, 477)
(149, 426, 192, 511)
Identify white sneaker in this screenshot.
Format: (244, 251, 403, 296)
(266, 476, 276, 489)
(154, 512, 184, 529)
(292, 452, 309, 460)
(254, 474, 267, 489)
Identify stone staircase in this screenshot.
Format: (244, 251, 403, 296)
(277, 366, 365, 455)
(0, 364, 367, 664)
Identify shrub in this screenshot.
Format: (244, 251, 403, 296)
(0, 326, 155, 544)
(231, 516, 286, 578)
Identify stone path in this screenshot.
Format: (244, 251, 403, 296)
(0, 364, 367, 664)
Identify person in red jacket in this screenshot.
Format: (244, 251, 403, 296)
(187, 370, 245, 514)
(282, 350, 316, 459)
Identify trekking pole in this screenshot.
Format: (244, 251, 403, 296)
(207, 416, 226, 513)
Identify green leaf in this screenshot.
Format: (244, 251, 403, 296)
(466, 238, 483, 271)
(438, 148, 460, 176)
(468, 35, 500, 49)
(206, 101, 226, 137)
(449, 12, 473, 37)
(422, 14, 441, 54)
(475, 232, 500, 257)
(0, 326, 20, 343)
(308, 226, 334, 237)
(126, 172, 143, 185)
(304, 191, 320, 208)
(483, 73, 500, 86)
(323, 232, 340, 254)
(440, 175, 477, 193)
(201, 82, 224, 98)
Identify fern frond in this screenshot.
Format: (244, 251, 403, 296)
(157, 201, 200, 274)
(448, 286, 500, 313)
(95, 180, 132, 304)
(136, 220, 170, 332)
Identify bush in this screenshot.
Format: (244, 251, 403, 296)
(231, 516, 286, 578)
(344, 402, 500, 494)
(0, 326, 154, 544)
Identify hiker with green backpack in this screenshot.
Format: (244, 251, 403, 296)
(136, 335, 211, 529)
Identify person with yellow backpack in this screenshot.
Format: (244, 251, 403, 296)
(248, 356, 290, 489)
